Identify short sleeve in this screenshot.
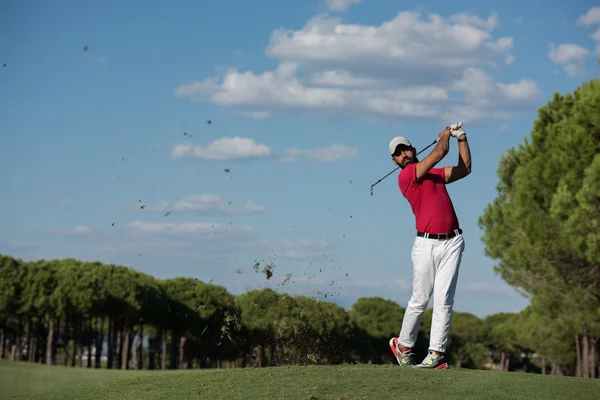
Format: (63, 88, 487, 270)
(398, 163, 417, 194)
(429, 167, 447, 183)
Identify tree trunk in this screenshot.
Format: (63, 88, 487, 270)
(589, 337, 597, 379)
(161, 332, 167, 370)
(10, 342, 16, 361)
(138, 324, 144, 370)
(26, 318, 33, 362)
(116, 320, 123, 369)
(576, 334, 582, 377)
(130, 335, 139, 370)
(52, 317, 59, 365)
(551, 363, 557, 375)
(499, 352, 506, 371)
(148, 336, 156, 370)
(16, 318, 23, 361)
(64, 315, 71, 366)
(541, 357, 546, 375)
(126, 328, 135, 369)
(583, 322, 590, 378)
(107, 317, 113, 369)
(29, 337, 36, 363)
(179, 336, 186, 369)
(113, 319, 121, 369)
(87, 318, 92, 368)
(28, 321, 37, 363)
(456, 359, 462, 369)
(95, 318, 103, 369)
(170, 331, 179, 370)
(504, 357, 510, 372)
(1, 328, 5, 359)
(121, 325, 130, 370)
(46, 320, 54, 366)
(71, 318, 78, 367)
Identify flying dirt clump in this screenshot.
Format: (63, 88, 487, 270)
(252, 262, 275, 280)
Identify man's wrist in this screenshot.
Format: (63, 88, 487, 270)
(457, 134, 467, 142)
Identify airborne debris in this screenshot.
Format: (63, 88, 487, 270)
(164, 212, 171, 217)
(262, 264, 274, 280)
(84, 45, 88, 51)
(224, 168, 230, 173)
(207, 120, 212, 124)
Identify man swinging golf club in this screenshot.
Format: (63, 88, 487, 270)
(388, 123, 472, 369)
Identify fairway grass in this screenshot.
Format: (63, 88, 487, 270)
(2, 360, 599, 400)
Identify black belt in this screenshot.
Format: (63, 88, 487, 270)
(417, 228, 462, 240)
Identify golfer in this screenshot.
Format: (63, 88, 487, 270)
(388, 125, 471, 369)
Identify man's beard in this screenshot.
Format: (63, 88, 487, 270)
(401, 156, 417, 167)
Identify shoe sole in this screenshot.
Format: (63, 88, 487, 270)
(414, 362, 449, 369)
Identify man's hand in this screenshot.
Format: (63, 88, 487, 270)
(448, 122, 466, 138)
(439, 128, 452, 141)
(451, 127, 466, 138)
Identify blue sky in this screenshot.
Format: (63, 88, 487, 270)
(1, 0, 599, 319)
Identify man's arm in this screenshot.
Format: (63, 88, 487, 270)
(415, 129, 451, 181)
(444, 133, 471, 183)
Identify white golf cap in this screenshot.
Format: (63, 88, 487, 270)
(389, 136, 412, 154)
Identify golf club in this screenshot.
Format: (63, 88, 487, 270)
(370, 123, 463, 196)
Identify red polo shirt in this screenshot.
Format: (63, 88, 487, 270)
(398, 163, 459, 234)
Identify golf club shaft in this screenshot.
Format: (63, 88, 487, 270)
(369, 138, 439, 196)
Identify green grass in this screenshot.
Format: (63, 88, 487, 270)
(2, 359, 599, 400)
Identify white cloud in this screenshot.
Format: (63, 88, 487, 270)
(325, 0, 361, 12)
(264, 12, 513, 80)
(563, 63, 587, 77)
(547, 43, 591, 64)
(574, 8, 600, 57)
(49, 225, 93, 236)
(58, 199, 73, 207)
(5, 240, 38, 250)
(128, 221, 253, 236)
(270, 239, 333, 260)
(445, 68, 541, 121)
(93, 55, 108, 63)
(175, 11, 539, 124)
(310, 70, 380, 87)
(547, 43, 592, 77)
(171, 137, 272, 160)
(594, 29, 600, 55)
(238, 110, 271, 119)
(448, 11, 499, 31)
(279, 144, 358, 163)
(577, 7, 600, 26)
(133, 194, 267, 215)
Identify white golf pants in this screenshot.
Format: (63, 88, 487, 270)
(398, 233, 465, 353)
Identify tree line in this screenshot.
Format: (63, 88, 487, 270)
(0, 252, 598, 377)
(2, 76, 599, 379)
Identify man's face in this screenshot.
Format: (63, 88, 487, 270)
(392, 145, 417, 168)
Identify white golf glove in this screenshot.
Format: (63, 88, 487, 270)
(448, 122, 466, 138)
